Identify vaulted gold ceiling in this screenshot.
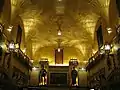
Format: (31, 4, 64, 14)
(11, 0, 111, 65)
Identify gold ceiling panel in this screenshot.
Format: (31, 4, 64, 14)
(12, 0, 111, 64)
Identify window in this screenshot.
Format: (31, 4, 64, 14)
(16, 25, 22, 46)
(96, 25, 103, 49)
(116, 0, 120, 17)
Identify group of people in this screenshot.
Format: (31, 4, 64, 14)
(39, 65, 78, 86)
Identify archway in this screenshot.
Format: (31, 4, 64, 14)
(11, 15, 25, 49)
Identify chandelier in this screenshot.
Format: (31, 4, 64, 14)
(56, 16, 63, 52)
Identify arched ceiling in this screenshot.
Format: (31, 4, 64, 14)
(10, 0, 111, 65)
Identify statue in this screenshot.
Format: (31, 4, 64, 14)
(39, 65, 47, 85)
(71, 67, 78, 86)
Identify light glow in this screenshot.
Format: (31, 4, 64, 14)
(9, 26, 13, 29)
(30, 60, 34, 63)
(7, 28, 12, 32)
(15, 43, 19, 49)
(58, 0, 62, 1)
(58, 30, 62, 36)
(0, 42, 7, 50)
(81, 68, 85, 71)
(50, 64, 69, 66)
(7, 26, 13, 32)
(83, 61, 88, 63)
(104, 44, 111, 50)
(58, 48, 61, 52)
(107, 27, 112, 34)
(113, 44, 120, 51)
(22, 48, 26, 53)
(32, 67, 37, 70)
(108, 30, 112, 34)
(9, 43, 15, 49)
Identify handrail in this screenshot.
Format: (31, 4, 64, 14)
(86, 50, 104, 70)
(86, 28, 120, 70)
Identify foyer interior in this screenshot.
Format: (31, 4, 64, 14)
(0, 0, 120, 90)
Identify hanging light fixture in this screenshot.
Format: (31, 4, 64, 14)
(58, 48, 61, 52)
(56, 16, 62, 36)
(58, 30, 62, 36)
(56, 16, 63, 52)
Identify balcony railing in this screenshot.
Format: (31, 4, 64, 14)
(86, 52, 105, 71)
(13, 49, 32, 70)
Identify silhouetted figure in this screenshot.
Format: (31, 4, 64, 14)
(39, 65, 47, 85)
(71, 67, 78, 86)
